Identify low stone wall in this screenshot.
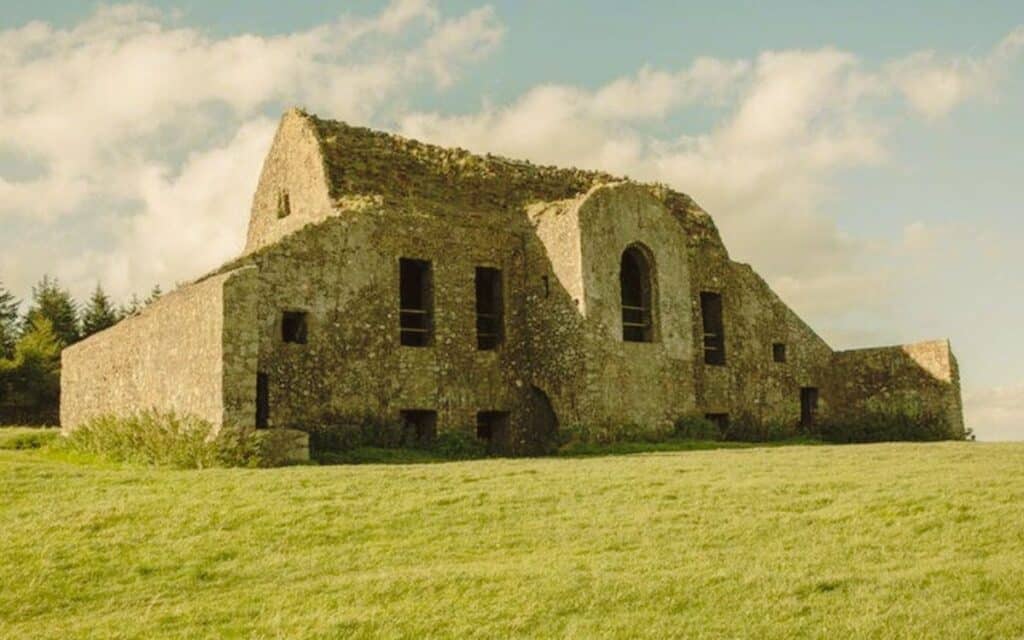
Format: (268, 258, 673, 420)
(61, 267, 258, 432)
(827, 340, 965, 436)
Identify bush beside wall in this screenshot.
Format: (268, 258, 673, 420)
(673, 415, 723, 441)
(817, 406, 968, 443)
(58, 412, 297, 468)
(305, 415, 487, 462)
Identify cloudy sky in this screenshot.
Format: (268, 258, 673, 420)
(1, 1, 1022, 439)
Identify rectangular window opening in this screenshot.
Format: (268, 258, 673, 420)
(773, 342, 787, 363)
(700, 292, 726, 365)
(476, 411, 510, 451)
(399, 258, 433, 347)
(276, 189, 291, 219)
(705, 413, 729, 432)
(475, 267, 503, 350)
(281, 311, 308, 344)
(800, 388, 819, 429)
(256, 373, 269, 429)
(400, 410, 437, 447)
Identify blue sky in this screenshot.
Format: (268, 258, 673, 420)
(0, 1, 1022, 438)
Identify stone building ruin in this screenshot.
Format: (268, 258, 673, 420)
(61, 109, 965, 452)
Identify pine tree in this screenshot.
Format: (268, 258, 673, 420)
(81, 284, 118, 338)
(118, 294, 143, 319)
(144, 284, 163, 307)
(0, 280, 19, 359)
(1, 316, 62, 408)
(22, 275, 80, 347)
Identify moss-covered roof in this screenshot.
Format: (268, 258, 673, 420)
(307, 112, 632, 213)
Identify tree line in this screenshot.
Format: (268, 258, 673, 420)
(0, 276, 162, 424)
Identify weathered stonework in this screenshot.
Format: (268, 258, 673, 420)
(62, 266, 257, 431)
(828, 340, 964, 435)
(61, 108, 966, 447)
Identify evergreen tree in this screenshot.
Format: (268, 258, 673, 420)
(144, 284, 163, 307)
(81, 284, 118, 337)
(0, 316, 61, 408)
(0, 280, 19, 358)
(119, 293, 143, 319)
(22, 275, 79, 346)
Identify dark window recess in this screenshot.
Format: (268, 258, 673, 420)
(542, 275, 550, 298)
(399, 258, 433, 347)
(700, 291, 726, 365)
(255, 373, 269, 429)
(281, 311, 308, 344)
(705, 413, 730, 432)
(475, 267, 503, 350)
(477, 411, 510, 451)
(400, 410, 437, 447)
(620, 246, 654, 342)
(800, 388, 819, 428)
(773, 343, 787, 363)
(276, 190, 291, 219)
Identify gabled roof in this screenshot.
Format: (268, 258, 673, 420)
(305, 112, 627, 214)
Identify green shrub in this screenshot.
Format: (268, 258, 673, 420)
(216, 427, 304, 468)
(818, 407, 957, 443)
(764, 420, 799, 442)
(306, 415, 413, 457)
(305, 415, 490, 462)
(719, 415, 799, 443)
(673, 414, 722, 441)
(57, 411, 292, 468)
(432, 430, 487, 460)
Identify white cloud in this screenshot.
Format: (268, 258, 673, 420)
(421, 7, 504, 87)
(965, 382, 1024, 441)
(0, 1, 503, 299)
(590, 58, 750, 120)
(397, 28, 1024, 345)
(888, 26, 1024, 119)
(0, 1, 503, 221)
(58, 118, 277, 297)
(399, 47, 893, 334)
(1, 2, 1021, 369)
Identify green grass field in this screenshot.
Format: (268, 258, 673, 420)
(2, 437, 1023, 639)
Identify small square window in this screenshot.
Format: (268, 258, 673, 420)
(400, 410, 437, 447)
(773, 343, 787, 363)
(705, 413, 730, 431)
(281, 311, 308, 344)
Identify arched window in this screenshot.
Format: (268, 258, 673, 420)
(620, 245, 656, 342)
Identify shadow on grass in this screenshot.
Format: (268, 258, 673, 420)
(313, 437, 824, 465)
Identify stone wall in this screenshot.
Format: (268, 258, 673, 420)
(240, 202, 548, 450)
(60, 267, 257, 432)
(689, 257, 835, 426)
(827, 340, 965, 436)
(60, 109, 964, 447)
(244, 109, 336, 254)
(567, 183, 697, 428)
(236, 174, 844, 447)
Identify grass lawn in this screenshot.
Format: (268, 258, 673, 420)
(1, 439, 1023, 639)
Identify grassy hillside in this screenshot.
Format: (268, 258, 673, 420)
(2, 441, 1022, 639)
